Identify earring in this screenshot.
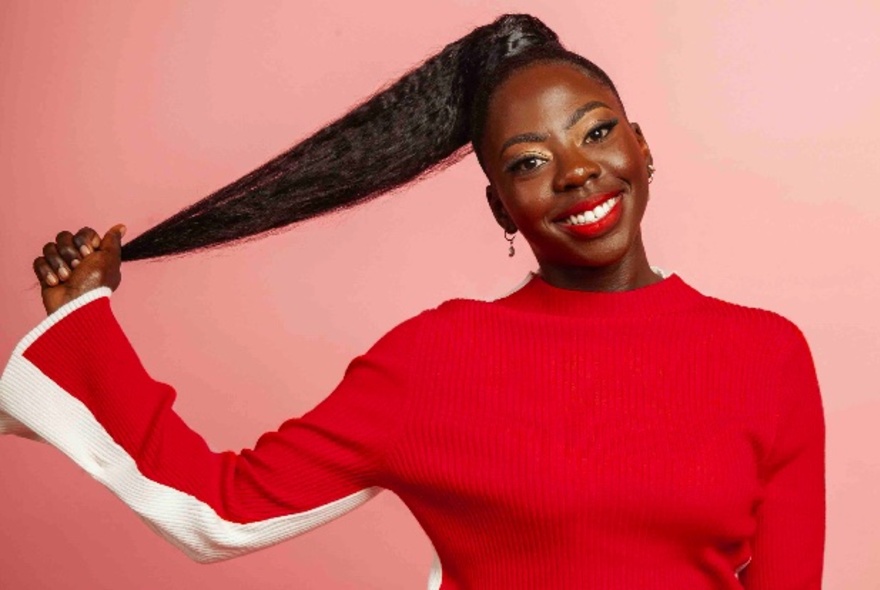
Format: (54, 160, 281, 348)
(647, 164, 656, 184)
(504, 230, 516, 257)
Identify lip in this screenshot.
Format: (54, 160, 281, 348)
(553, 190, 624, 222)
(554, 190, 624, 239)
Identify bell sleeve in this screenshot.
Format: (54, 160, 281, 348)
(0, 288, 418, 563)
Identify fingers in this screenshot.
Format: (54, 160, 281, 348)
(31, 226, 107, 289)
(55, 230, 82, 269)
(42, 241, 72, 282)
(99, 224, 126, 256)
(31, 224, 126, 314)
(74, 227, 101, 257)
(33, 256, 59, 287)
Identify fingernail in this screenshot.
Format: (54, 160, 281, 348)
(119, 225, 127, 237)
(92, 237, 100, 248)
(47, 274, 58, 286)
(80, 245, 91, 256)
(71, 259, 80, 268)
(58, 267, 69, 279)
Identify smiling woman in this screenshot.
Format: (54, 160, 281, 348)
(479, 59, 656, 289)
(0, 12, 824, 590)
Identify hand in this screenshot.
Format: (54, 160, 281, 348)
(33, 224, 127, 315)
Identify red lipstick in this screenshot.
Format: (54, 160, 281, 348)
(555, 190, 624, 239)
(554, 190, 622, 221)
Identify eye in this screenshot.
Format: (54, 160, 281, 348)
(583, 119, 619, 144)
(506, 155, 547, 174)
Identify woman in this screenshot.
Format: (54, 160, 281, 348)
(0, 13, 824, 589)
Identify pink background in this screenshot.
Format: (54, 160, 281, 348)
(1, 1, 878, 588)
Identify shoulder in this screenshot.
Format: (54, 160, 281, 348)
(696, 291, 813, 358)
(687, 292, 821, 420)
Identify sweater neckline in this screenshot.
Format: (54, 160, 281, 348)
(495, 267, 706, 317)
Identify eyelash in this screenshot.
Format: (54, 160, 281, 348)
(505, 118, 620, 175)
(506, 154, 546, 175)
(584, 119, 619, 143)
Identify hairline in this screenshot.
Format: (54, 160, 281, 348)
(473, 57, 626, 171)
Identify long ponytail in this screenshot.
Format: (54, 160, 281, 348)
(119, 14, 560, 261)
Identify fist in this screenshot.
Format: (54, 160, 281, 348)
(33, 224, 127, 315)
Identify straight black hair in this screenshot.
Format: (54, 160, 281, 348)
(119, 14, 620, 262)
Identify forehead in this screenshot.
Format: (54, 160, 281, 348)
(484, 61, 621, 142)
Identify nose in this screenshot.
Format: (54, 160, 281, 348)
(552, 149, 600, 193)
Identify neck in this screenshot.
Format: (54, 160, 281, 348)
(536, 237, 659, 293)
(496, 267, 705, 319)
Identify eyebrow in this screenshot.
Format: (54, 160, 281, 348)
(498, 101, 611, 157)
(565, 101, 610, 130)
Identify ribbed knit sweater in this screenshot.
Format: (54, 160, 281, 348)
(0, 269, 825, 589)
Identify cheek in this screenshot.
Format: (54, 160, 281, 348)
(604, 137, 647, 176)
(609, 153, 640, 176)
(500, 199, 554, 243)
(506, 203, 542, 229)
(505, 188, 554, 225)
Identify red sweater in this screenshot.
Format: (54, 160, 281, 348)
(0, 270, 825, 589)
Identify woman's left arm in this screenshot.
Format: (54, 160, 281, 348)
(743, 325, 826, 589)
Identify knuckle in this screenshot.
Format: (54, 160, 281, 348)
(56, 230, 73, 242)
(59, 243, 78, 257)
(78, 227, 99, 243)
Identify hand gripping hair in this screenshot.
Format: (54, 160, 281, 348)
(119, 14, 618, 262)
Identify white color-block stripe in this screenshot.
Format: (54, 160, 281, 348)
(426, 546, 443, 590)
(9, 287, 114, 356)
(0, 287, 113, 440)
(0, 287, 383, 563)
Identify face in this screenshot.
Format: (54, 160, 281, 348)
(480, 61, 653, 276)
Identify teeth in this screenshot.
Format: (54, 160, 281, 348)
(564, 195, 620, 226)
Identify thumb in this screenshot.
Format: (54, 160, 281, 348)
(100, 223, 127, 255)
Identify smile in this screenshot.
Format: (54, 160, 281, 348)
(555, 192, 624, 238)
(561, 195, 621, 226)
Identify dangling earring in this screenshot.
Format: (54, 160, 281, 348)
(504, 230, 516, 257)
(647, 163, 656, 184)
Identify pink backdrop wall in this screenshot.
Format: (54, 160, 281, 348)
(2, 1, 878, 588)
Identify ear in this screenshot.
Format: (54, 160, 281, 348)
(630, 122, 653, 168)
(485, 185, 518, 233)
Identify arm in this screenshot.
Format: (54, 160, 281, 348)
(742, 323, 826, 589)
(1, 227, 415, 563)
